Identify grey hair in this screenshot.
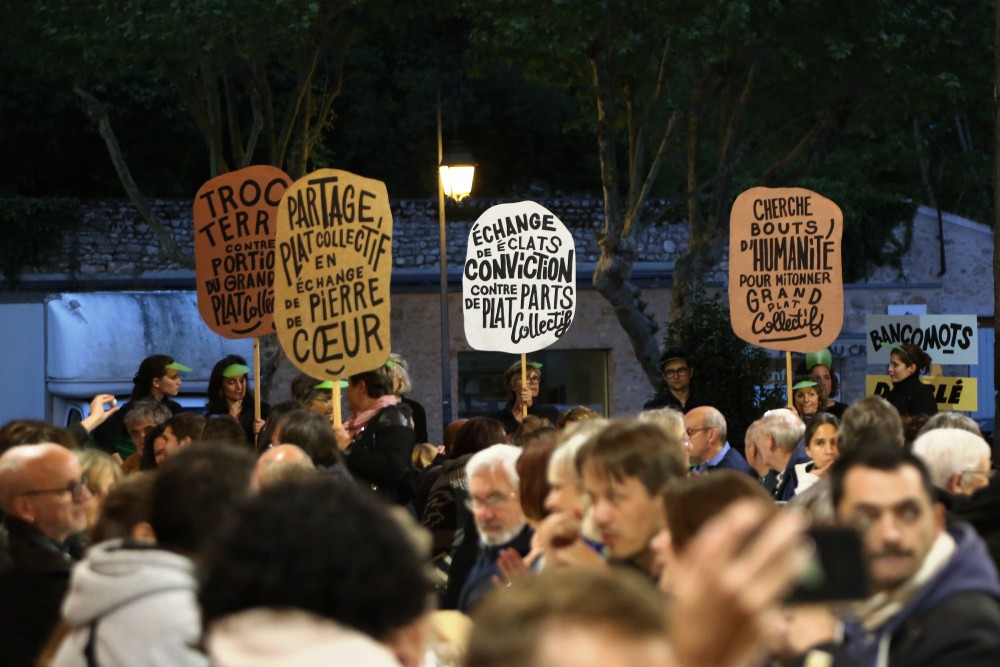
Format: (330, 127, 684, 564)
(124, 398, 172, 428)
(759, 408, 805, 453)
(388, 353, 413, 395)
(912, 428, 991, 490)
(918, 411, 983, 438)
(638, 407, 686, 437)
(548, 419, 609, 485)
(466, 444, 522, 487)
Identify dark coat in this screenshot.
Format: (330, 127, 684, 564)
(0, 518, 84, 667)
(491, 399, 559, 436)
(773, 441, 811, 502)
(642, 392, 715, 414)
(885, 374, 938, 418)
(703, 444, 753, 475)
(843, 523, 1000, 667)
(456, 525, 534, 612)
(343, 405, 416, 504)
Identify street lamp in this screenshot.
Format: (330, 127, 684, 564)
(437, 109, 476, 433)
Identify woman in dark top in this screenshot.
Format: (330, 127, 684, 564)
(388, 353, 429, 444)
(885, 343, 938, 418)
(205, 355, 270, 447)
(91, 354, 191, 457)
(333, 364, 415, 504)
(491, 360, 559, 436)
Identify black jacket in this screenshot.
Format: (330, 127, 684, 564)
(885, 374, 938, 418)
(343, 405, 416, 504)
(0, 518, 85, 667)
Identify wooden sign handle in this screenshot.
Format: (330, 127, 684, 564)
(521, 353, 528, 419)
(253, 337, 262, 423)
(785, 351, 793, 410)
(333, 387, 343, 429)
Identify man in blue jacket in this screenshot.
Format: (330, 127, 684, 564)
(831, 445, 1000, 667)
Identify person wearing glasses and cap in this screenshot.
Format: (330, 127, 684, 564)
(643, 348, 715, 414)
(0, 443, 91, 667)
(802, 348, 847, 418)
(91, 354, 193, 460)
(206, 355, 270, 446)
(491, 360, 560, 436)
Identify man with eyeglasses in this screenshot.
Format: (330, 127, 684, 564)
(684, 406, 751, 475)
(0, 443, 91, 667)
(643, 348, 715, 414)
(827, 445, 1000, 666)
(455, 444, 532, 612)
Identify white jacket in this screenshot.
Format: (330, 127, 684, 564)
(206, 608, 400, 667)
(51, 539, 206, 667)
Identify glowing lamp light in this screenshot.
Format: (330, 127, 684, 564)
(439, 141, 476, 202)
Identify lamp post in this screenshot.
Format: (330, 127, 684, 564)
(437, 102, 475, 432)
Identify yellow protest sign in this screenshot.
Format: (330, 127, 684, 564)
(273, 169, 393, 379)
(867, 375, 978, 412)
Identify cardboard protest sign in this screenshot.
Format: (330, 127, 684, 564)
(729, 187, 844, 353)
(273, 169, 392, 379)
(194, 165, 290, 338)
(463, 201, 576, 353)
(866, 314, 977, 365)
(867, 375, 977, 412)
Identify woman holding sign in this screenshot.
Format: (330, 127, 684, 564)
(206, 355, 270, 446)
(885, 343, 938, 419)
(333, 364, 415, 505)
(492, 361, 559, 436)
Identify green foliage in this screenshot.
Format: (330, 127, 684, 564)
(0, 197, 80, 283)
(661, 294, 785, 447)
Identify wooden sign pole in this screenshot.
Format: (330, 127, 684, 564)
(785, 351, 793, 409)
(333, 389, 343, 428)
(521, 353, 528, 418)
(253, 337, 262, 423)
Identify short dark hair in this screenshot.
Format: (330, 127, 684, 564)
(829, 444, 937, 511)
(91, 472, 156, 543)
(290, 373, 324, 405)
(199, 415, 250, 450)
(451, 417, 507, 459)
(890, 343, 932, 374)
(139, 422, 168, 470)
(804, 412, 840, 449)
(166, 413, 207, 443)
(150, 444, 254, 555)
(466, 568, 667, 667)
(0, 419, 76, 454)
(349, 365, 394, 399)
(279, 409, 344, 468)
(579, 418, 688, 495)
(199, 477, 432, 640)
(839, 397, 904, 454)
(662, 471, 774, 552)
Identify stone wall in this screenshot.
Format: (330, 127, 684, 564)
(27, 197, 695, 278)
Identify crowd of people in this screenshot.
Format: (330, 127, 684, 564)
(0, 343, 998, 667)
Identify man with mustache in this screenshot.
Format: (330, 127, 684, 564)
(831, 445, 1000, 666)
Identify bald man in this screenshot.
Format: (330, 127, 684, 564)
(252, 444, 316, 490)
(684, 406, 751, 474)
(0, 444, 91, 667)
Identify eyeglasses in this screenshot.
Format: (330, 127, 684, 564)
(664, 368, 691, 378)
(312, 397, 334, 406)
(962, 468, 997, 479)
(21, 474, 90, 503)
(464, 492, 516, 512)
(686, 427, 711, 438)
(525, 374, 541, 383)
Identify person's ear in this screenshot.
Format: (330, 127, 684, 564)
(131, 521, 156, 543)
(946, 472, 965, 496)
(180, 436, 192, 448)
(10, 494, 34, 523)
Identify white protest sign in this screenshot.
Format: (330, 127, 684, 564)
(463, 201, 576, 353)
(866, 314, 978, 365)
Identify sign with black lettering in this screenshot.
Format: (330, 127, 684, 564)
(273, 169, 392, 378)
(463, 201, 576, 353)
(193, 165, 290, 338)
(867, 374, 978, 411)
(729, 187, 844, 353)
(866, 314, 978, 365)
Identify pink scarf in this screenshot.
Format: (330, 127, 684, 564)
(344, 394, 399, 439)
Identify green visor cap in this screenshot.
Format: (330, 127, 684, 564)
(165, 361, 192, 372)
(805, 349, 832, 370)
(526, 362, 542, 369)
(222, 363, 251, 378)
(314, 380, 348, 389)
(792, 380, 818, 391)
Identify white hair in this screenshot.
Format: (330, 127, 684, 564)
(548, 419, 608, 484)
(466, 444, 522, 486)
(759, 408, 805, 452)
(912, 428, 991, 489)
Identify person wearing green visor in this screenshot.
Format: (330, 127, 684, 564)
(802, 348, 847, 418)
(91, 354, 192, 460)
(491, 360, 559, 436)
(206, 354, 270, 446)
